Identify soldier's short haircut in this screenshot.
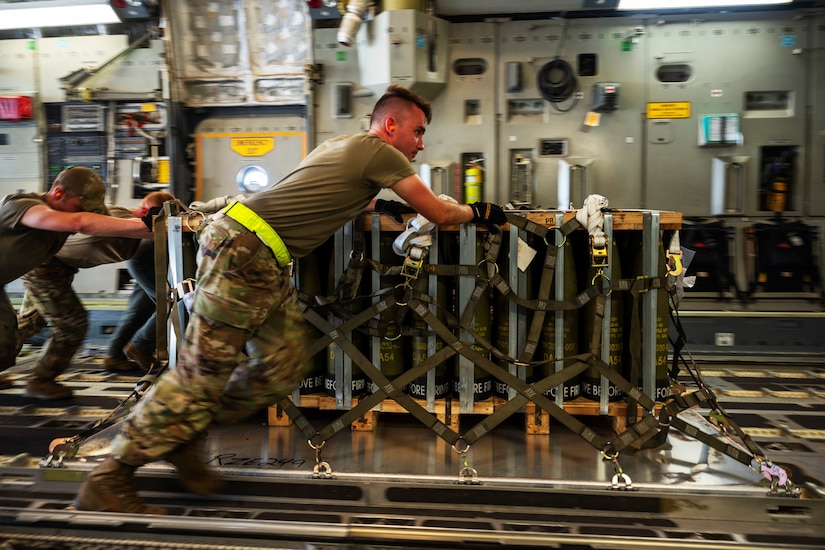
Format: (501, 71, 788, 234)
(52, 166, 103, 197)
(371, 84, 432, 125)
(51, 166, 107, 214)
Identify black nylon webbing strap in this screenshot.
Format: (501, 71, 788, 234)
(303, 294, 393, 357)
(624, 275, 662, 424)
(458, 276, 492, 329)
(489, 272, 600, 312)
(279, 345, 459, 444)
(411, 298, 613, 452)
(669, 415, 753, 466)
(457, 229, 501, 330)
(331, 229, 366, 303)
(447, 300, 660, 455)
(505, 214, 552, 240)
(634, 383, 762, 467)
(659, 285, 766, 465)
(519, 241, 557, 363)
(363, 259, 479, 278)
(301, 306, 462, 445)
(504, 212, 582, 241)
(665, 351, 766, 462)
(318, 346, 458, 442)
(667, 301, 689, 382)
(463, 358, 590, 444)
(277, 395, 319, 442)
(154, 210, 169, 364)
(587, 293, 606, 355)
(281, 212, 692, 462)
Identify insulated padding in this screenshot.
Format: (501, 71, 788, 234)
(679, 218, 737, 294)
(750, 220, 820, 293)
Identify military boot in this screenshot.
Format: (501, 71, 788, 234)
(124, 343, 156, 372)
(24, 378, 73, 400)
(164, 440, 223, 496)
(103, 356, 141, 372)
(74, 456, 166, 515)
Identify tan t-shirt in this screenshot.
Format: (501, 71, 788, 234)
(0, 193, 71, 286)
(55, 206, 141, 269)
(243, 133, 416, 258)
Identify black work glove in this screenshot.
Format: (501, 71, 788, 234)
(470, 202, 507, 231)
(141, 206, 162, 230)
(375, 198, 415, 223)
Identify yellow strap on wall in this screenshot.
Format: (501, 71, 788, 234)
(223, 201, 292, 267)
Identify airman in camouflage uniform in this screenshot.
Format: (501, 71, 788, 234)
(75, 85, 506, 515)
(113, 215, 312, 463)
(16, 192, 175, 400)
(0, 166, 152, 393)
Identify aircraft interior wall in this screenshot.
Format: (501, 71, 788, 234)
(2, 4, 825, 548)
(0, 4, 824, 336)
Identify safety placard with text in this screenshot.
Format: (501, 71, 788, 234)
(230, 137, 275, 157)
(646, 102, 691, 119)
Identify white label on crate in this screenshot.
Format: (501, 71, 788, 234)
(715, 332, 735, 347)
(517, 236, 537, 272)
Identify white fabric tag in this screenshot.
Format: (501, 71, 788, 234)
(517, 236, 536, 272)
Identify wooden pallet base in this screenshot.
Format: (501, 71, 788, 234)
(267, 395, 654, 435)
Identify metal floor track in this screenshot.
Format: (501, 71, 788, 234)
(1, 345, 824, 549)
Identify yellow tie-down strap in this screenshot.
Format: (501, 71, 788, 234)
(222, 201, 292, 267)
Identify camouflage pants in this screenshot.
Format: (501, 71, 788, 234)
(17, 291, 47, 342)
(20, 259, 87, 380)
(112, 215, 311, 465)
(0, 290, 18, 371)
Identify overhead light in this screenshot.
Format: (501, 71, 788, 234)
(0, 0, 121, 31)
(618, 0, 792, 9)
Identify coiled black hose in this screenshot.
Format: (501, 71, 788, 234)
(537, 57, 580, 112)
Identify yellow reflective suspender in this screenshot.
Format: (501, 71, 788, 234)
(222, 201, 292, 267)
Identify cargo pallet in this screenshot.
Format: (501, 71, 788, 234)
(268, 393, 655, 435)
(258, 209, 681, 440)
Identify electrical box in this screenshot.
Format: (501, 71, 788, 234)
(333, 82, 354, 118)
(699, 114, 742, 146)
(539, 139, 568, 156)
(356, 9, 450, 100)
(592, 82, 619, 112)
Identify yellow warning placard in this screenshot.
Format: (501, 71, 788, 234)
(230, 137, 274, 157)
(157, 158, 170, 184)
(646, 101, 691, 119)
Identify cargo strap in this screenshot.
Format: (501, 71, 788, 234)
(517, 230, 558, 365)
(285, 303, 463, 447)
(153, 199, 192, 366)
(281, 208, 793, 491)
(153, 207, 169, 364)
(298, 212, 656, 455)
(623, 271, 668, 424)
(412, 296, 660, 452)
(666, 231, 683, 276)
(40, 367, 163, 468)
(283, 213, 660, 460)
(283, 288, 659, 457)
(575, 194, 610, 267)
(222, 201, 292, 268)
(625, 275, 800, 496)
(487, 212, 584, 366)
